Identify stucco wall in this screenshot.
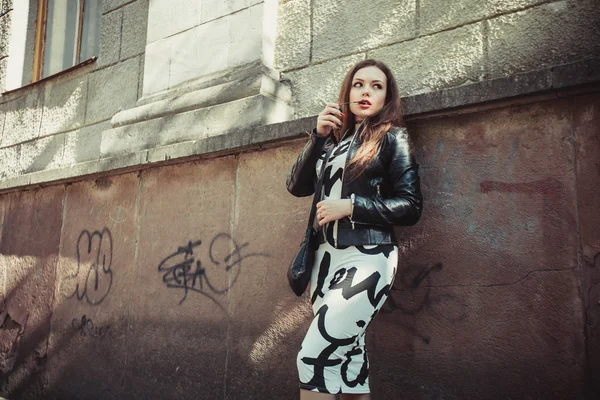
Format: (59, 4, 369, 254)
(0, 90, 598, 399)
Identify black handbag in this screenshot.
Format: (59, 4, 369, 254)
(287, 192, 320, 296)
(287, 225, 317, 296)
(287, 145, 333, 296)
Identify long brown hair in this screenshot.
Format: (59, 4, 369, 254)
(336, 59, 404, 180)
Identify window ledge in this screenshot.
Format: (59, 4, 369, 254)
(1, 57, 97, 97)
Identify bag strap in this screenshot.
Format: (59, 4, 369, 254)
(306, 143, 336, 230)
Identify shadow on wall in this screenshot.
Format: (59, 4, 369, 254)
(0, 187, 64, 398)
(0, 275, 314, 400)
(0, 187, 309, 399)
(0, 275, 65, 399)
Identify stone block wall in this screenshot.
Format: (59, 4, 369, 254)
(276, 0, 600, 117)
(142, 0, 269, 96)
(0, 0, 148, 180)
(0, 0, 598, 185)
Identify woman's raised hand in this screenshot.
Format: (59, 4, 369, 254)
(316, 199, 352, 226)
(316, 103, 344, 137)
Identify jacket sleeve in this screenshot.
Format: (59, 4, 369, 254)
(286, 132, 328, 197)
(351, 131, 423, 226)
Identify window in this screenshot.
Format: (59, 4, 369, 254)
(33, 0, 101, 81)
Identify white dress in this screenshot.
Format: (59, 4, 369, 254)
(296, 132, 399, 394)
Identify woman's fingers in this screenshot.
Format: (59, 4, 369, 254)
(316, 115, 339, 136)
(319, 117, 341, 130)
(316, 125, 333, 136)
(318, 105, 342, 120)
(316, 200, 351, 226)
(324, 105, 343, 117)
(318, 213, 329, 226)
(316, 202, 330, 225)
(316, 203, 323, 224)
(316, 104, 344, 136)
(320, 114, 343, 127)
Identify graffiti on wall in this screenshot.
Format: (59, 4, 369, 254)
(65, 228, 113, 305)
(71, 315, 110, 339)
(382, 262, 467, 344)
(158, 233, 269, 312)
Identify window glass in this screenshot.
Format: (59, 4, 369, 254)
(43, 0, 80, 78)
(80, 0, 100, 62)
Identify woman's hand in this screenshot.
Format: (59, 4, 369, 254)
(316, 199, 352, 226)
(316, 103, 344, 137)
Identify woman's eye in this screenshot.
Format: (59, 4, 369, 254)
(374, 84, 382, 89)
(353, 82, 362, 87)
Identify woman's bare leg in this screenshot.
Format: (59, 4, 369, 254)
(300, 389, 336, 400)
(340, 394, 371, 400)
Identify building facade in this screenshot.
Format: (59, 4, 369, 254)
(0, 0, 599, 398)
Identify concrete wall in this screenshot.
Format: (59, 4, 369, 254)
(0, 89, 598, 399)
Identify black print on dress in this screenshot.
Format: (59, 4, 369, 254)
(356, 320, 366, 328)
(328, 141, 351, 162)
(322, 166, 343, 197)
(311, 252, 331, 304)
(356, 245, 395, 258)
(300, 304, 358, 393)
(330, 268, 347, 287)
(329, 267, 391, 308)
(325, 223, 335, 247)
(341, 345, 369, 387)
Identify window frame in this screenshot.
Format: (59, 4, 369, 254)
(32, 0, 89, 82)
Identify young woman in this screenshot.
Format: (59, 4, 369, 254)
(286, 59, 423, 400)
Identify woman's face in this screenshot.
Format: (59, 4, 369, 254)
(349, 66, 387, 122)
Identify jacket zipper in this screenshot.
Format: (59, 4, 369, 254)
(348, 179, 380, 232)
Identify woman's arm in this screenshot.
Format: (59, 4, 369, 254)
(350, 130, 423, 226)
(287, 103, 343, 197)
(286, 132, 328, 197)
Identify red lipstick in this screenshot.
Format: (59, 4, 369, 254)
(358, 99, 371, 108)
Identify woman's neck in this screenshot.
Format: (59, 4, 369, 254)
(355, 118, 367, 131)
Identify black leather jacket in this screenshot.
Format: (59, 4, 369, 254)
(286, 126, 423, 247)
